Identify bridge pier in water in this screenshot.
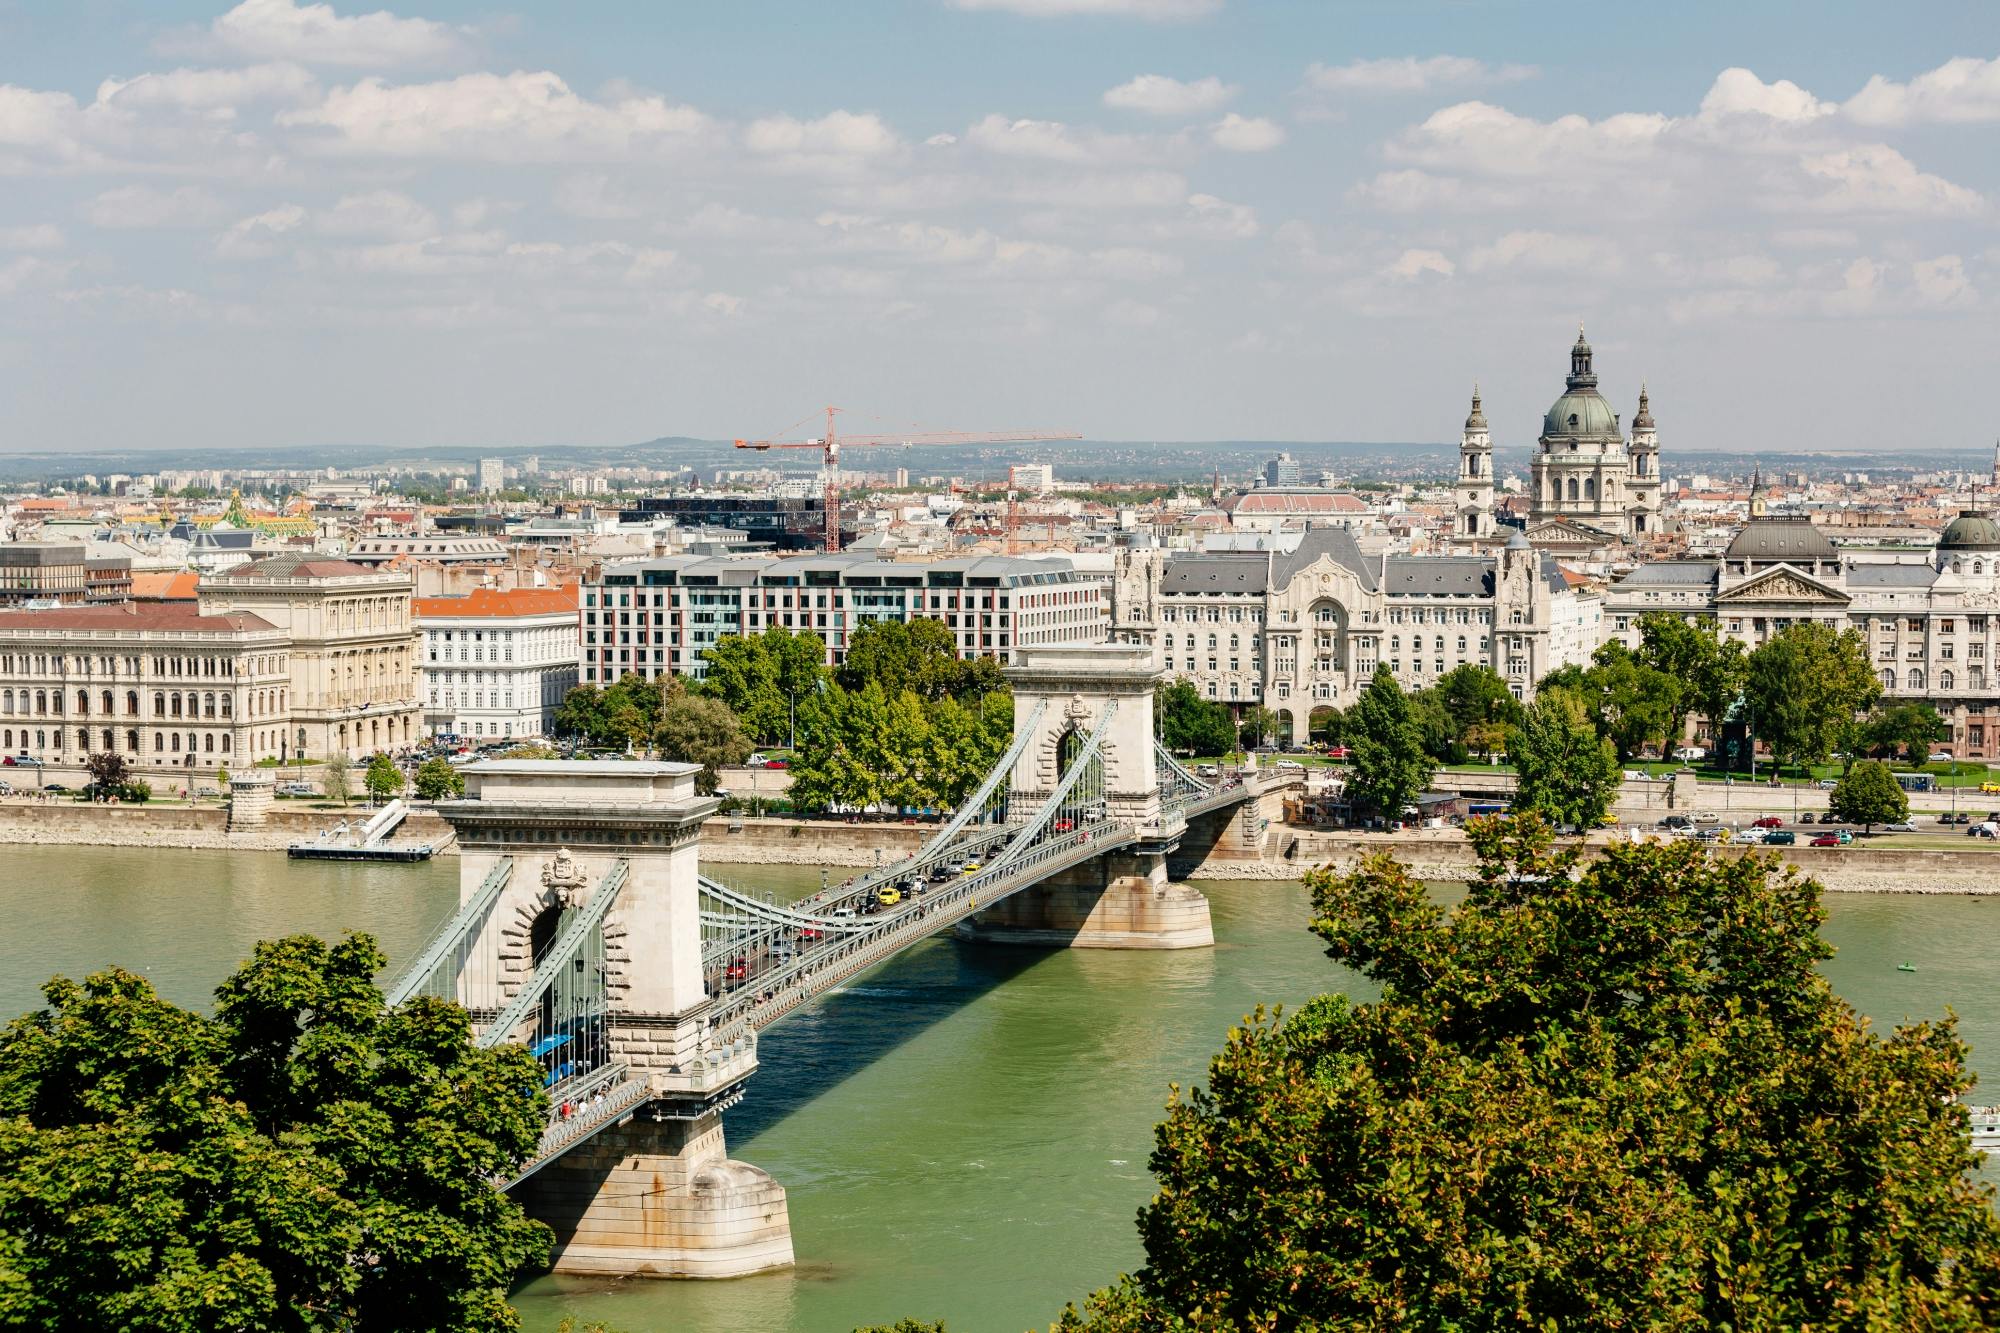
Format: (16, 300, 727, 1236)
(957, 848, 1213, 948)
(437, 761, 793, 1279)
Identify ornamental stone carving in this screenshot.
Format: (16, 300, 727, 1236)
(541, 846, 591, 908)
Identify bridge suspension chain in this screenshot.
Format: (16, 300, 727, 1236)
(382, 857, 514, 1009)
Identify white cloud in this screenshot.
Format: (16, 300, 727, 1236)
(1464, 230, 1621, 274)
(552, 173, 638, 221)
(0, 224, 64, 250)
(84, 184, 227, 228)
(215, 203, 307, 257)
(1798, 144, 1983, 215)
(1305, 55, 1535, 95)
(1698, 67, 1836, 122)
(210, 0, 464, 68)
(95, 63, 317, 111)
(0, 255, 79, 295)
(961, 113, 1163, 166)
(280, 71, 710, 160)
(744, 110, 901, 168)
(1185, 192, 1258, 238)
(1388, 247, 1454, 280)
(946, 0, 1220, 19)
(1210, 113, 1283, 152)
(1845, 56, 2000, 126)
(1912, 254, 1974, 305)
(319, 189, 435, 237)
(1103, 74, 1235, 116)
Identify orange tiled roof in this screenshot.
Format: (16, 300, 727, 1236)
(130, 571, 200, 600)
(412, 585, 580, 620)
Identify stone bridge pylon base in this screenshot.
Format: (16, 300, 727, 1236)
(517, 1109, 794, 1278)
(955, 851, 1214, 950)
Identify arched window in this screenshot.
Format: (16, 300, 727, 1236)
(1954, 560, 1964, 574)
(1908, 668, 1925, 691)
(154, 691, 165, 716)
(1566, 477, 1579, 501)
(1973, 668, 1987, 690)
(1, 689, 10, 714)
(1583, 477, 1596, 501)
(203, 692, 216, 719)
(76, 729, 87, 751)
(204, 733, 214, 753)
(126, 690, 139, 716)
(1977, 561, 1988, 576)
(76, 690, 89, 715)
(101, 728, 113, 752)
(1881, 669, 1895, 689)
(1941, 670, 1956, 690)
(171, 695, 182, 718)
(100, 690, 113, 714)
(154, 732, 164, 752)
(126, 729, 139, 753)
(220, 734, 231, 754)
(220, 694, 231, 718)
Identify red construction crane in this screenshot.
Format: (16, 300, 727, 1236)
(735, 406, 1079, 552)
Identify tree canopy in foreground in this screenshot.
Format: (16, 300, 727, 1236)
(0, 934, 552, 1332)
(1052, 818, 2000, 1331)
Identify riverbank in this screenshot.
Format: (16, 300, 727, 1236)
(3, 802, 1996, 894)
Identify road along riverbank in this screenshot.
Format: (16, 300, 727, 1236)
(2, 802, 1994, 894)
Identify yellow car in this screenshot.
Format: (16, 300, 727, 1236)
(875, 886, 902, 907)
(961, 860, 982, 873)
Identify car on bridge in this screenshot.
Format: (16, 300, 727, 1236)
(876, 886, 902, 907)
(724, 957, 748, 983)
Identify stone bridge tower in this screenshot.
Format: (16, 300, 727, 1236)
(962, 641, 1214, 949)
(441, 760, 792, 1279)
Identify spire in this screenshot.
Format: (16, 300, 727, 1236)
(1632, 381, 1655, 432)
(1748, 466, 1768, 519)
(1566, 323, 1597, 390)
(1464, 382, 1488, 433)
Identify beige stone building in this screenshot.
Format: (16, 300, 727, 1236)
(0, 601, 291, 781)
(199, 553, 421, 758)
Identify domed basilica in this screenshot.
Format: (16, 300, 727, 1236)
(1458, 327, 1662, 545)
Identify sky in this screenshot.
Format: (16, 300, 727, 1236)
(0, 0, 1996, 456)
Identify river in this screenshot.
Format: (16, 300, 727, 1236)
(0, 846, 1994, 1333)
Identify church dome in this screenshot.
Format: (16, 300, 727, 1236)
(1543, 390, 1620, 439)
(1539, 325, 1621, 440)
(1940, 511, 2000, 552)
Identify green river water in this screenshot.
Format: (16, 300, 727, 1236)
(0, 846, 1995, 1333)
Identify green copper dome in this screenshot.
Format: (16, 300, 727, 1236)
(1940, 511, 2000, 551)
(1539, 325, 1621, 439)
(1542, 390, 1620, 439)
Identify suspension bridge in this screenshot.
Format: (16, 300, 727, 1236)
(385, 641, 1289, 1278)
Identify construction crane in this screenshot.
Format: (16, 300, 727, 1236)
(734, 406, 1079, 552)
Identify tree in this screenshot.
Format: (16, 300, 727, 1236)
(1156, 680, 1235, 758)
(414, 756, 465, 801)
(654, 683, 752, 795)
(1344, 665, 1434, 820)
(1238, 706, 1280, 751)
(1746, 622, 1881, 776)
(1636, 613, 1744, 747)
(322, 751, 351, 805)
(1427, 663, 1523, 755)
(837, 618, 1001, 705)
(1543, 641, 1679, 762)
(1053, 819, 2000, 1330)
(1829, 759, 1910, 832)
(1859, 701, 1947, 766)
(364, 753, 404, 803)
(83, 749, 129, 793)
(553, 683, 605, 742)
(1510, 685, 1621, 830)
(0, 934, 552, 1331)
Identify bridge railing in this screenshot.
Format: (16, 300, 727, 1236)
(382, 858, 514, 1008)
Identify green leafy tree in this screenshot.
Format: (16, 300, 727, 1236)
(1308, 705, 1344, 746)
(1510, 685, 1622, 830)
(0, 934, 552, 1330)
(1428, 663, 1523, 752)
(1237, 705, 1280, 750)
(1344, 665, 1434, 819)
(1859, 701, 1948, 766)
(322, 750, 351, 805)
(1156, 680, 1235, 757)
(1054, 819, 2000, 1331)
(1829, 758, 1910, 832)
(694, 632, 785, 742)
(838, 618, 1002, 705)
(413, 756, 465, 801)
(364, 753, 404, 803)
(600, 673, 663, 753)
(1541, 641, 1678, 762)
(553, 683, 606, 742)
(1746, 622, 1882, 776)
(1636, 613, 1745, 747)
(654, 682, 752, 795)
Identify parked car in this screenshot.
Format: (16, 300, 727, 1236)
(276, 781, 317, 797)
(1326, 746, 1353, 760)
(1884, 821, 1918, 833)
(1808, 833, 1841, 846)
(1275, 759, 1305, 773)
(42, 783, 68, 794)
(1764, 830, 1797, 845)
(1752, 816, 1784, 829)
(1814, 779, 1838, 790)
(1691, 810, 1720, 825)
(2, 754, 41, 766)
(1673, 746, 1707, 762)
(1655, 814, 1693, 830)
(1735, 827, 1767, 844)
(1800, 811, 1818, 824)
(747, 753, 767, 767)
(1930, 751, 1955, 764)
(765, 758, 789, 769)
(1970, 822, 2000, 840)
(1693, 827, 1727, 842)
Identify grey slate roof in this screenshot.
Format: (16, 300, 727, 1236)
(1160, 527, 1378, 596)
(1612, 561, 1719, 590)
(1844, 564, 1937, 589)
(1384, 556, 1493, 597)
(1724, 518, 1836, 562)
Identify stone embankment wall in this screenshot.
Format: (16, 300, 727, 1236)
(2, 802, 1995, 895)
